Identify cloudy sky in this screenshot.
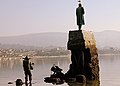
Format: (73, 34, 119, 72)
(0, 0, 120, 36)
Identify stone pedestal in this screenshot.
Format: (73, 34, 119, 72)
(65, 30, 99, 81)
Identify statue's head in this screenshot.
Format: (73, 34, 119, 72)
(79, 4, 81, 7)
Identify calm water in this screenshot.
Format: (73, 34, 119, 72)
(0, 54, 120, 86)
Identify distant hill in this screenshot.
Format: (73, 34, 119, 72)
(0, 30, 120, 49)
(94, 30, 120, 49)
(0, 32, 68, 48)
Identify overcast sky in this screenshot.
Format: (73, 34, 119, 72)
(0, 0, 120, 36)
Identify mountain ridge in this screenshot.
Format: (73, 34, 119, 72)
(0, 32, 68, 47)
(0, 30, 120, 49)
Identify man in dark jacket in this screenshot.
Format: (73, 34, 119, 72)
(51, 64, 62, 75)
(76, 3, 85, 30)
(23, 56, 33, 85)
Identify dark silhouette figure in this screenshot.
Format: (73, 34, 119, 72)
(16, 79, 23, 86)
(51, 64, 62, 75)
(76, 4, 85, 30)
(23, 56, 33, 86)
(50, 64, 65, 80)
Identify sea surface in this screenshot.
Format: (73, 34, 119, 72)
(0, 54, 120, 86)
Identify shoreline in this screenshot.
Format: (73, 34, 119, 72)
(1, 53, 120, 59)
(0, 55, 71, 59)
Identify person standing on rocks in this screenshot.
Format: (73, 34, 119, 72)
(23, 56, 33, 85)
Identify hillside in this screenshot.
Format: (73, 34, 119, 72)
(0, 32, 67, 48)
(0, 30, 120, 49)
(94, 30, 120, 49)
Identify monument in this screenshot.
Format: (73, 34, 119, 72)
(65, 0, 99, 82)
(76, 0, 85, 30)
(44, 0, 99, 85)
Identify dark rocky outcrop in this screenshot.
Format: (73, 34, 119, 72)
(65, 30, 99, 81)
(44, 30, 100, 85)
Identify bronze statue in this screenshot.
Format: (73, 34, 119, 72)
(76, 3, 85, 30)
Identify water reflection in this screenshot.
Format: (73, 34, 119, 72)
(0, 56, 72, 86)
(67, 80, 100, 86)
(0, 57, 71, 71)
(0, 57, 21, 70)
(99, 54, 120, 86)
(0, 55, 120, 86)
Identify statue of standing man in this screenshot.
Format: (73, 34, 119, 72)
(76, 3, 85, 30)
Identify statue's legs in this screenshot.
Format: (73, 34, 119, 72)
(78, 25, 82, 30)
